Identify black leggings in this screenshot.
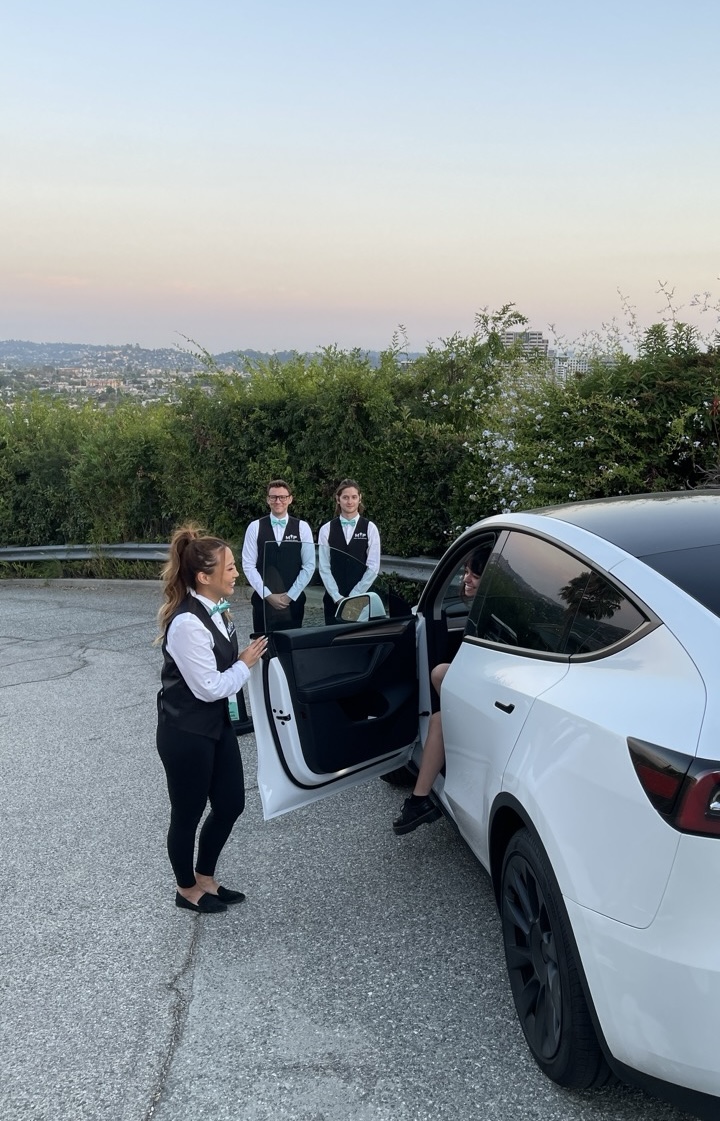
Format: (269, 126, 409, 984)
(156, 721, 245, 888)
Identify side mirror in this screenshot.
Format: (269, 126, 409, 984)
(337, 592, 387, 622)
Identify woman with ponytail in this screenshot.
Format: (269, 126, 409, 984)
(156, 525, 268, 913)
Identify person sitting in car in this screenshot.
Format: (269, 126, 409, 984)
(393, 549, 486, 835)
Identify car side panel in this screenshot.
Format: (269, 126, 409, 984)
(566, 831, 720, 1095)
(502, 624, 705, 927)
(439, 640, 570, 865)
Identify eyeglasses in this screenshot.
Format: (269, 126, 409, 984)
(268, 494, 291, 501)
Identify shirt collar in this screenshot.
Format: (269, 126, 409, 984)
(190, 589, 220, 613)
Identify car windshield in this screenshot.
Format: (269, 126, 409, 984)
(640, 543, 720, 618)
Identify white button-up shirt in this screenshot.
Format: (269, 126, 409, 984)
(318, 518, 381, 603)
(165, 590, 249, 702)
(241, 517, 315, 600)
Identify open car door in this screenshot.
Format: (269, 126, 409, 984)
(248, 544, 419, 819)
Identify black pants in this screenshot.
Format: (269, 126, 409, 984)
(323, 591, 345, 625)
(156, 721, 245, 888)
(251, 591, 305, 633)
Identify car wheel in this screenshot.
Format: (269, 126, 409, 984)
(500, 829, 612, 1089)
(380, 766, 415, 787)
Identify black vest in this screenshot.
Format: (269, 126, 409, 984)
(158, 596, 238, 740)
(328, 516, 370, 596)
(255, 515, 303, 592)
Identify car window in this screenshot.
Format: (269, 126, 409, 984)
(639, 543, 720, 619)
(439, 538, 495, 620)
(466, 532, 647, 656)
(563, 571, 647, 654)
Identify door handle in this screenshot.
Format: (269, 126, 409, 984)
(494, 701, 515, 714)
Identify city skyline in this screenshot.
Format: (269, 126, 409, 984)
(2, 0, 719, 354)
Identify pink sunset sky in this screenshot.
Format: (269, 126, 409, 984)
(2, 0, 718, 353)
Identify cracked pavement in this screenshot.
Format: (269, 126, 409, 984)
(0, 580, 695, 1121)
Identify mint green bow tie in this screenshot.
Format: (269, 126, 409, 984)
(209, 600, 230, 616)
(271, 517, 287, 527)
(340, 518, 357, 527)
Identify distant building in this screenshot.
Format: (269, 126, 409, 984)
(553, 354, 592, 381)
(500, 330, 549, 358)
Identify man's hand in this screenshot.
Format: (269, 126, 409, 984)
(266, 592, 291, 610)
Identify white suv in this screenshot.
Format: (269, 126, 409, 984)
(249, 490, 720, 1120)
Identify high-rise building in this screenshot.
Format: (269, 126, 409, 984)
(553, 354, 591, 381)
(500, 330, 549, 358)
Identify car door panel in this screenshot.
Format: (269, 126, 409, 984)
(288, 639, 396, 701)
(250, 617, 418, 819)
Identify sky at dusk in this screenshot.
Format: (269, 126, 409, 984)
(2, 0, 719, 354)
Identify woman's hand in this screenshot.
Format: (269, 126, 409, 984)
(238, 635, 269, 667)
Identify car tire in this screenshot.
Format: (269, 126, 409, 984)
(380, 766, 415, 787)
(500, 828, 612, 1089)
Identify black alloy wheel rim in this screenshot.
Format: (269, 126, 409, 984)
(502, 853, 562, 1061)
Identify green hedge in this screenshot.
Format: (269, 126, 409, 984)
(1, 314, 718, 557)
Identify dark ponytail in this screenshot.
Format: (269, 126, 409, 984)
(156, 523, 227, 639)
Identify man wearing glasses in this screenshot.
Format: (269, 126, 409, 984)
(241, 480, 315, 632)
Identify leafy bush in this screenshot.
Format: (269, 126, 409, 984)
(0, 397, 95, 544)
(469, 322, 720, 512)
(2, 307, 718, 567)
(69, 402, 172, 542)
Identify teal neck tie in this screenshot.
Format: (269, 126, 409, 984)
(340, 518, 356, 527)
(271, 517, 287, 528)
(209, 600, 230, 616)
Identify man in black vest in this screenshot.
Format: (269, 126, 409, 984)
(241, 479, 315, 632)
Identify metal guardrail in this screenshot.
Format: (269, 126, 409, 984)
(0, 543, 438, 580)
(379, 555, 437, 580)
(0, 543, 170, 562)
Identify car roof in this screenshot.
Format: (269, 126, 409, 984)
(535, 490, 720, 557)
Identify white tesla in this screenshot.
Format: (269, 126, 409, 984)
(248, 490, 720, 1120)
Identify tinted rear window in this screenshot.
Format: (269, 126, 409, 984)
(640, 544, 720, 618)
(467, 532, 647, 656)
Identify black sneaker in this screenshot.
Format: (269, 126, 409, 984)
(393, 794, 441, 835)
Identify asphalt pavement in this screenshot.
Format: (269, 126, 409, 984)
(0, 580, 696, 1121)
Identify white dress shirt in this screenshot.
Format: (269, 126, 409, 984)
(241, 517, 315, 600)
(165, 590, 250, 702)
(318, 518, 381, 603)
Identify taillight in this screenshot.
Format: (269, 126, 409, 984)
(628, 737, 720, 837)
(675, 766, 720, 835)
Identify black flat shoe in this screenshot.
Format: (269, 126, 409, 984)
(216, 886, 246, 904)
(175, 891, 227, 914)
